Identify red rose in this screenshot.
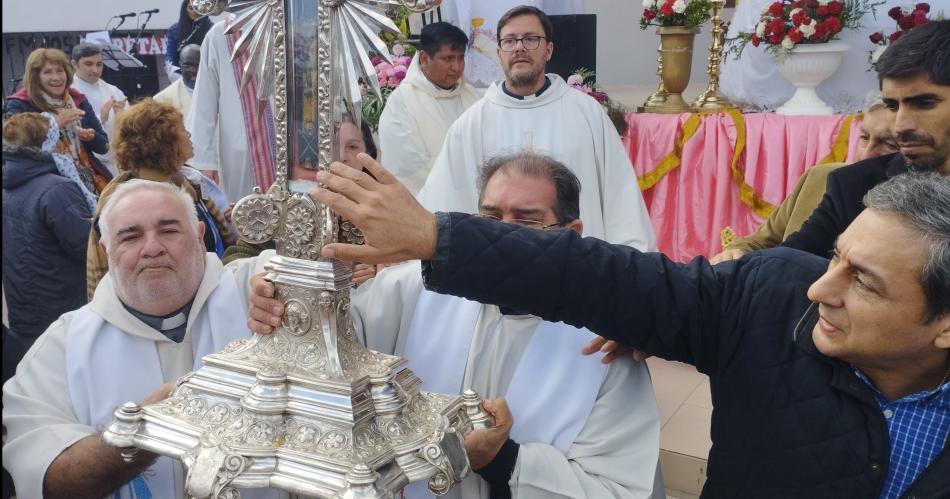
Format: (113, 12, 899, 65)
(751, 35, 762, 47)
(915, 3, 930, 13)
(898, 15, 915, 30)
(827, 2, 844, 15)
(790, 0, 803, 8)
(591, 91, 609, 103)
(813, 22, 828, 40)
(912, 10, 928, 26)
(768, 33, 784, 44)
(768, 2, 785, 16)
(788, 28, 803, 43)
(660, 1, 674, 16)
(869, 31, 884, 44)
(806, 0, 819, 8)
(643, 9, 656, 20)
(888, 6, 903, 20)
(824, 16, 842, 35)
(889, 30, 903, 42)
(816, 6, 828, 17)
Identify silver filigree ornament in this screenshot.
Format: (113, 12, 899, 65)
(101, 1, 489, 498)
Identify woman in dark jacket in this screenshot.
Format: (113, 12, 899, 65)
(165, 0, 213, 74)
(1, 112, 96, 376)
(3, 48, 112, 194)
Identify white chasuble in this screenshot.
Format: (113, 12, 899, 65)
(65, 271, 278, 499)
(400, 290, 609, 498)
(416, 75, 656, 251)
(378, 54, 482, 195)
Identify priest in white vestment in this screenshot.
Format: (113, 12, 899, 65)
(187, 19, 260, 202)
(378, 22, 481, 195)
(249, 153, 663, 498)
(154, 44, 201, 120)
(416, 6, 655, 249)
(2, 180, 281, 499)
(70, 43, 127, 175)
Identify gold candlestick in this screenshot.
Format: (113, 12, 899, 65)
(693, 0, 735, 111)
(640, 43, 668, 111)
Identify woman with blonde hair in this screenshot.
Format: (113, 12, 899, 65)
(3, 48, 112, 194)
(85, 99, 234, 299)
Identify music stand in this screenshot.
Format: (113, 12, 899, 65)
(83, 31, 145, 71)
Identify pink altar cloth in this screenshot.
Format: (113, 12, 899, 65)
(624, 112, 862, 262)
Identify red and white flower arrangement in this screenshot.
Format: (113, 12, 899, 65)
(730, 0, 883, 56)
(868, 3, 933, 65)
(640, 0, 713, 29)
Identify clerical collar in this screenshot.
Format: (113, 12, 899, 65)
(122, 300, 193, 343)
(501, 76, 552, 100)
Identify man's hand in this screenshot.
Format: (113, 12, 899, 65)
(248, 273, 283, 334)
(581, 336, 649, 363)
(464, 399, 513, 470)
(76, 127, 95, 142)
(99, 97, 116, 123)
(201, 170, 220, 183)
(55, 108, 85, 128)
(710, 248, 746, 264)
(143, 382, 175, 406)
(311, 153, 437, 264)
(352, 263, 377, 287)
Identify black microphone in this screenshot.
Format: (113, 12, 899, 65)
(115, 12, 136, 19)
(140, 8, 160, 14)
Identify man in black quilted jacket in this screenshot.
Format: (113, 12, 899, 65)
(781, 20, 950, 257)
(308, 155, 949, 498)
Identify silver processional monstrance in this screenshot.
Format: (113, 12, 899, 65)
(102, 1, 490, 497)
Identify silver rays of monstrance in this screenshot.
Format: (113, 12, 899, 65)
(102, 1, 490, 497)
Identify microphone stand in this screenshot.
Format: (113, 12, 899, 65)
(128, 12, 155, 57)
(127, 12, 156, 100)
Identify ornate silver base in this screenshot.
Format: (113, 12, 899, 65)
(103, 256, 483, 498)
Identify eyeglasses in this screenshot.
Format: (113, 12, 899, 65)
(498, 35, 545, 52)
(477, 213, 562, 230)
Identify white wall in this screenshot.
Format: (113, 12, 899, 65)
(586, 0, 734, 87)
(2, 0, 181, 33)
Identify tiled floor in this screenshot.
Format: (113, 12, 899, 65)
(648, 357, 712, 498)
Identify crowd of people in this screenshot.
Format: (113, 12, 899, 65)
(1, 3, 948, 499)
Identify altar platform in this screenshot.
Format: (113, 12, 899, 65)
(622, 110, 862, 262)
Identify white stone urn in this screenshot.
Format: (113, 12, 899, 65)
(774, 41, 849, 115)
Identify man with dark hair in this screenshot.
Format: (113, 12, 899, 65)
(70, 41, 127, 174)
(416, 5, 655, 250)
(378, 22, 481, 195)
(307, 140, 950, 497)
(250, 152, 664, 498)
(782, 19, 949, 257)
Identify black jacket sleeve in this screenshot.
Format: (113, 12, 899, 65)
(77, 98, 109, 154)
(422, 213, 763, 375)
(2, 97, 34, 117)
(42, 181, 93, 263)
(780, 171, 847, 257)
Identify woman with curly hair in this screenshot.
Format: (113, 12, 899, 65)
(3, 48, 113, 194)
(85, 99, 234, 299)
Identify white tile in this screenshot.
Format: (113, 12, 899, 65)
(647, 358, 707, 405)
(683, 379, 712, 409)
(660, 404, 713, 459)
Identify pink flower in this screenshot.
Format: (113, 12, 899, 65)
(567, 74, 585, 86)
(396, 56, 413, 67)
(590, 91, 608, 103)
(393, 64, 408, 75)
(387, 76, 403, 88)
(378, 74, 387, 87)
(371, 55, 384, 66)
(392, 44, 405, 57)
(379, 67, 393, 78)
(393, 68, 407, 80)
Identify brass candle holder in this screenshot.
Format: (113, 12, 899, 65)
(640, 43, 668, 111)
(693, 0, 735, 111)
